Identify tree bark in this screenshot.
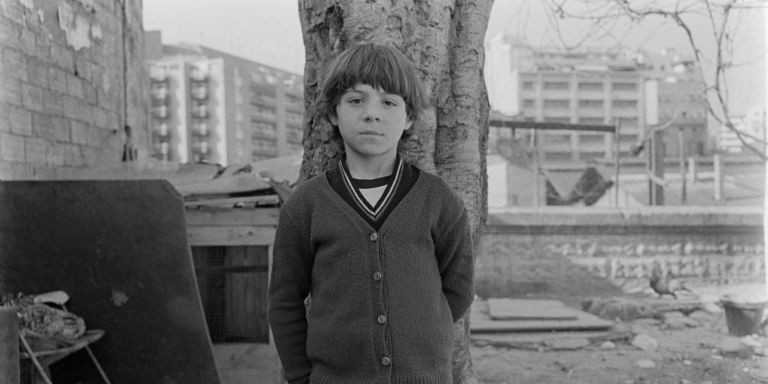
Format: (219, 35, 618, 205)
(298, 1, 492, 382)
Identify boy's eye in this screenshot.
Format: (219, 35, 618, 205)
(346, 97, 363, 105)
(383, 99, 399, 107)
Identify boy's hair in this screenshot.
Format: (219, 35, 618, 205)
(318, 44, 428, 140)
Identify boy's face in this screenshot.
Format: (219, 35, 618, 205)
(330, 83, 412, 162)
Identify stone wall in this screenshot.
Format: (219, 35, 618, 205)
(478, 207, 765, 300)
(0, 0, 147, 179)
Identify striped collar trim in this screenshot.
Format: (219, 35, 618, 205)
(339, 157, 404, 221)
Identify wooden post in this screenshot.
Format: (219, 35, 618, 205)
(532, 130, 540, 207)
(0, 306, 20, 384)
(649, 129, 665, 205)
(614, 118, 621, 206)
(678, 127, 686, 204)
(714, 153, 723, 201)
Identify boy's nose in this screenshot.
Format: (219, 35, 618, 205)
(363, 104, 382, 122)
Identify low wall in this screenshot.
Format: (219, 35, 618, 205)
(477, 207, 765, 300)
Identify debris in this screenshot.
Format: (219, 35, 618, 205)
(636, 358, 656, 369)
(488, 299, 578, 321)
(661, 311, 700, 329)
(631, 334, 658, 352)
(600, 341, 616, 350)
(582, 297, 658, 321)
(711, 337, 755, 359)
(740, 335, 763, 349)
(544, 338, 590, 350)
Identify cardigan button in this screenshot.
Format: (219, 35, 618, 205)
(373, 271, 382, 281)
(369, 232, 378, 242)
(381, 356, 391, 366)
(377, 315, 387, 324)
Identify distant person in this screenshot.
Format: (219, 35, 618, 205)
(267, 43, 474, 384)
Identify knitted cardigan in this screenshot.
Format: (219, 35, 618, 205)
(268, 166, 474, 384)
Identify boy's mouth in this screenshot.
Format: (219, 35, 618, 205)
(359, 130, 383, 136)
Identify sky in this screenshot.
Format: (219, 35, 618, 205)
(143, 1, 766, 115)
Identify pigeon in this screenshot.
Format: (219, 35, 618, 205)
(649, 263, 693, 299)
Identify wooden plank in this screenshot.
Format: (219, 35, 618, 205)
(176, 174, 271, 197)
(184, 195, 280, 209)
(0, 180, 220, 384)
(226, 247, 247, 340)
(487, 298, 579, 321)
(187, 226, 276, 246)
(470, 300, 613, 333)
(185, 207, 279, 227)
(253, 247, 270, 342)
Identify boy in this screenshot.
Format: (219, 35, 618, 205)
(268, 44, 474, 384)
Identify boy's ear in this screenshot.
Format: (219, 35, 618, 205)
(405, 119, 413, 131)
(329, 112, 338, 126)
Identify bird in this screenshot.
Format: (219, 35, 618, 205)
(649, 262, 693, 299)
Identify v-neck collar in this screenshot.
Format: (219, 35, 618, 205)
(322, 159, 422, 233)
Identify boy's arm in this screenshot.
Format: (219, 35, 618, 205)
(268, 209, 313, 384)
(435, 203, 475, 322)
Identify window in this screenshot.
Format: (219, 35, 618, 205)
(579, 134, 605, 144)
(522, 81, 534, 90)
(286, 112, 303, 126)
(543, 117, 571, 124)
(619, 134, 638, 143)
(612, 99, 637, 108)
(543, 99, 570, 109)
(522, 99, 535, 108)
(544, 151, 573, 162)
(580, 151, 605, 161)
(578, 82, 603, 91)
(578, 99, 603, 108)
(579, 117, 605, 125)
(616, 117, 638, 126)
(251, 106, 276, 120)
(545, 133, 571, 144)
(543, 82, 569, 90)
(612, 82, 637, 91)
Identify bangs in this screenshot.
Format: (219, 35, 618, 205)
(334, 48, 415, 100)
(323, 44, 427, 118)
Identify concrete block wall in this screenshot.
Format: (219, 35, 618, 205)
(478, 207, 765, 300)
(0, 0, 148, 179)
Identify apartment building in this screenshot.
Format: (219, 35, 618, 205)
(649, 49, 709, 159)
(486, 35, 710, 166)
(146, 32, 304, 165)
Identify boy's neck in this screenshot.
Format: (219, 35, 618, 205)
(345, 152, 398, 179)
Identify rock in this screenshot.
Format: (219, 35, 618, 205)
(715, 337, 755, 359)
(739, 335, 763, 349)
(702, 302, 723, 313)
(631, 334, 658, 352)
(544, 338, 590, 350)
(582, 297, 657, 322)
(600, 341, 616, 350)
(635, 359, 656, 369)
(661, 311, 700, 329)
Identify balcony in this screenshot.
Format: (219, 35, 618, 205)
(151, 85, 169, 100)
(149, 67, 168, 82)
(190, 66, 209, 82)
(191, 86, 208, 100)
(191, 105, 209, 119)
(191, 141, 209, 154)
(152, 106, 168, 119)
(192, 122, 208, 136)
(156, 123, 169, 137)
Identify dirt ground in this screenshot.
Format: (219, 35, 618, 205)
(469, 284, 768, 384)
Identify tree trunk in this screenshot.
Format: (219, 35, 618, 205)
(298, 1, 492, 382)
